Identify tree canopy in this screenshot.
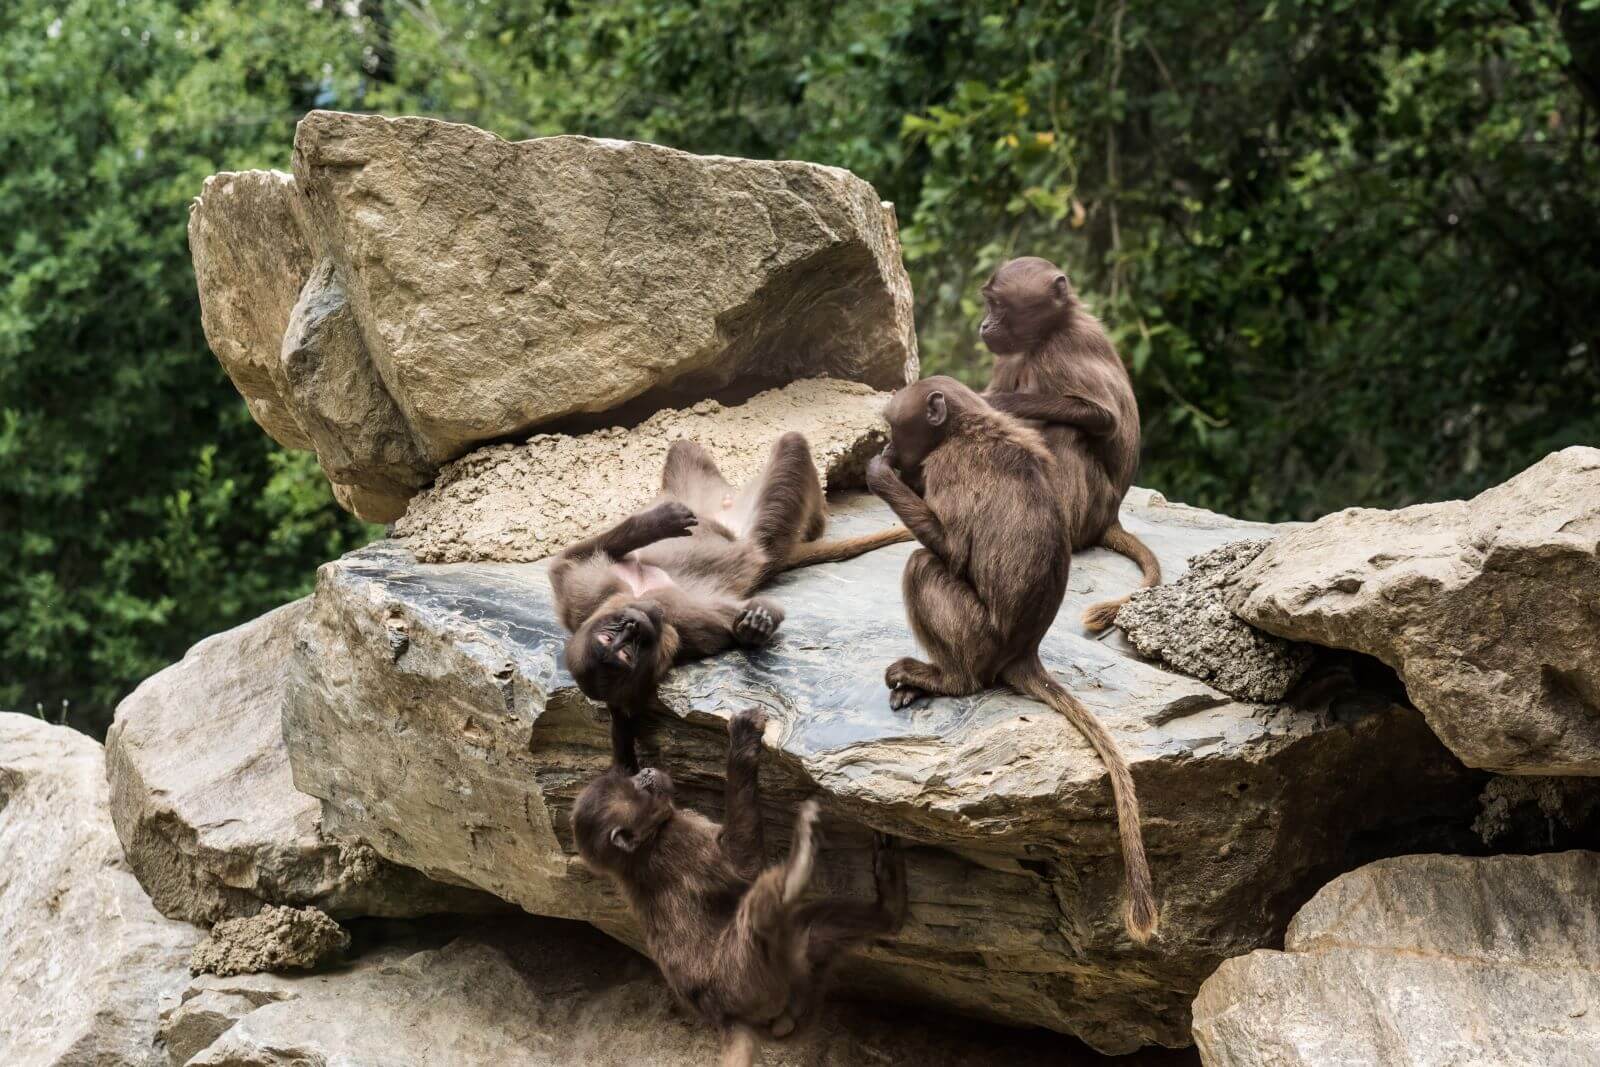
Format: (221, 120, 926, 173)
(3, 0, 1596, 732)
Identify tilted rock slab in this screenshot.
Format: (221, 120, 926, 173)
(161, 916, 1089, 1067)
(0, 714, 200, 1067)
(283, 490, 1480, 1052)
(1193, 851, 1600, 1066)
(107, 599, 503, 923)
(190, 110, 917, 521)
(394, 378, 891, 563)
(1228, 446, 1600, 776)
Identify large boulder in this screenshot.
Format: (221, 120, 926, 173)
(394, 378, 891, 564)
(107, 599, 502, 923)
(282, 489, 1481, 1053)
(1192, 851, 1600, 1066)
(0, 714, 201, 1066)
(1227, 447, 1600, 776)
(160, 916, 1105, 1067)
(190, 111, 918, 521)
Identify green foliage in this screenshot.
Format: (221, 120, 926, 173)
(3, 0, 1596, 731)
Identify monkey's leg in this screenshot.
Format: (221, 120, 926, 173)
(662, 439, 736, 515)
(887, 550, 995, 708)
(742, 432, 827, 567)
(717, 708, 768, 881)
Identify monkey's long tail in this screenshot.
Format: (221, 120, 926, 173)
(1081, 522, 1162, 632)
(1002, 658, 1158, 943)
(782, 525, 912, 569)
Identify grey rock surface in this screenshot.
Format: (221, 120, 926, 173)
(163, 916, 1168, 1067)
(0, 714, 201, 1067)
(107, 599, 502, 923)
(1228, 446, 1600, 776)
(189, 905, 350, 977)
(1192, 851, 1600, 1066)
(284, 489, 1480, 1052)
(393, 379, 891, 563)
(192, 111, 918, 519)
(1115, 540, 1313, 702)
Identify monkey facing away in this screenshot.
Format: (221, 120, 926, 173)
(552, 432, 910, 770)
(865, 376, 1156, 941)
(574, 707, 907, 1067)
(980, 256, 1161, 630)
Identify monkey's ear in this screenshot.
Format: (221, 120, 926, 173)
(925, 390, 947, 427)
(1052, 273, 1069, 297)
(609, 827, 637, 853)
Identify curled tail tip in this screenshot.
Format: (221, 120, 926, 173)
(1081, 598, 1125, 632)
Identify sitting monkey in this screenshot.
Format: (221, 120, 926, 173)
(575, 708, 907, 1066)
(552, 432, 909, 769)
(866, 376, 1157, 941)
(979, 256, 1161, 629)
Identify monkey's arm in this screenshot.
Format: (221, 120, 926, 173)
(983, 392, 1116, 435)
(718, 709, 768, 880)
(609, 710, 639, 773)
(556, 501, 698, 567)
(866, 458, 951, 559)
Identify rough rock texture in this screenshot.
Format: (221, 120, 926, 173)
(161, 916, 1174, 1067)
(394, 378, 891, 563)
(188, 170, 314, 452)
(1474, 774, 1600, 849)
(107, 599, 502, 923)
(192, 111, 918, 519)
(1228, 446, 1600, 776)
(1115, 540, 1314, 702)
(1193, 851, 1600, 1066)
(189, 905, 350, 978)
(0, 714, 201, 1066)
(284, 489, 1481, 1053)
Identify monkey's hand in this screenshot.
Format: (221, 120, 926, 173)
(733, 599, 784, 645)
(865, 450, 900, 496)
(644, 501, 698, 540)
(729, 707, 768, 751)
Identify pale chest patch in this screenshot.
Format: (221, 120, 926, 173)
(614, 555, 675, 596)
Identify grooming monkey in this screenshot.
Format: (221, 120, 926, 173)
(552, 432, 910, 769)
(980, 256, 1160, 629)
(865, 376, 1156, 940)
(575, 708, 907, 1066)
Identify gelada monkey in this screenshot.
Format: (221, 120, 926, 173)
(552, 432, 909, 770)
(575, 707, 907, 1066)
(980, 255, 1160, 629)
(865, 376, 1156, 940)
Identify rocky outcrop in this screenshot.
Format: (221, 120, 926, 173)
(0, 714, 201, 1066)
(1192, 851, 1600, 1066)
(393, 379, 890, 563)
(1227, 447, 1600, 776)
(107, 599, 502, 923)
(1116, 540, 1313, 703)
(190, 111, 918, 521)
(189, 905, 349, 977)
(161, 916, 1112, 1067)
(283, 489, 1481, 1053)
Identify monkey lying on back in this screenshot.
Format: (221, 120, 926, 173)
(980, 256, 1161, 630)
(552, 432, 910, 769)
(575, 707, 907, 1067)
(865, 376, 1156, 941)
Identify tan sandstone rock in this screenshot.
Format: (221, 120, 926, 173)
(393, 378, 892, 563)
(107, 599, 503, 923)
(0, 714, 201, 1066)
(283, 490, 1482, 1053)
(1227, 446, 1600, 776)
(189, 905, 350, 978)
(1192, 851, 1600, 1066)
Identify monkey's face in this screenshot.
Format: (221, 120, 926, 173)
(567, 603, 664, 704)
(980, 256, 1073, 355)
(573, 765, 677, 872)
(883, 375, 969, 470)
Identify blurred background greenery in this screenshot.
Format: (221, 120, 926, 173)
(4, 0, 1597, 733)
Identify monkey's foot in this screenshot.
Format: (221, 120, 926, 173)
(734, 601, 782, 645)
(889, 685, 929, 710)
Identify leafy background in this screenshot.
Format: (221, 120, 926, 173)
(4, 0, 1597, 733)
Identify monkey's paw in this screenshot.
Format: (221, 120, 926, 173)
(734, 601, 783, 645)
(889, 685, 929, 710)
(865, 451, 897, 495)
(729, 707, 768, 746)
(649, 501, 698, 539)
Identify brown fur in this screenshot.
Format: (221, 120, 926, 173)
(574, 708, 907, 1066)
(552, 433, 907, 769)
(980, 256, 1161, 629)
(866, 376, 1157, 941)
